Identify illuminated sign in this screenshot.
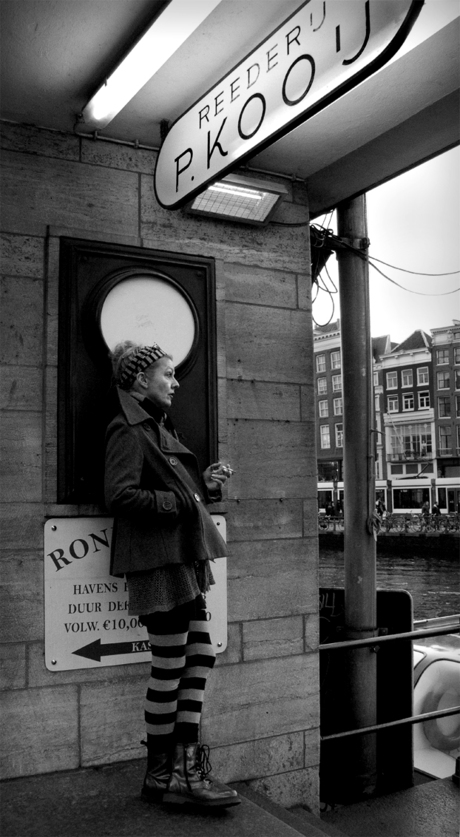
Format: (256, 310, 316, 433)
(155, 0, 423, 209)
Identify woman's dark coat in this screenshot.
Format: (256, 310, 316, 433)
(105, 389, 227, 576)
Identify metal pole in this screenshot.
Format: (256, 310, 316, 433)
(337, 195, 377, 795)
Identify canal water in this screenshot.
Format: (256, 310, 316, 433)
(319, 546, 460, 621)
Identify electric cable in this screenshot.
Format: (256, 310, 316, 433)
(340, 241, 460, 296)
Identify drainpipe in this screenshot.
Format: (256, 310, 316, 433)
(337, 195, 378, 795)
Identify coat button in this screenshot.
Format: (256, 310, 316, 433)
(193, 493, 201, 502)
(169, 457, 178, 466)
(162, 500, 173, 511)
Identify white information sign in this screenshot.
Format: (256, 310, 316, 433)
(44, 517, 227, 671)
(154, 0, 422, 208)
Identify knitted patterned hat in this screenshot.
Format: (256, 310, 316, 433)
(116, 343, 168, 389)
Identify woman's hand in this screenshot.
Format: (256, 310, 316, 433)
(203, 462, 234, 492)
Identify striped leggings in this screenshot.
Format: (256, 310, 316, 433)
(140, 595, 216, 753)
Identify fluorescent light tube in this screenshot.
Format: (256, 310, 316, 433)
(81, 0, 222, 131)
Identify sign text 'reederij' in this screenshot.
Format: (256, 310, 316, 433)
(154, 0, 423, 209)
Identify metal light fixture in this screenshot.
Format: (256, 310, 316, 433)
(187, 174, 288, 225)
(81, 0, 222, 132)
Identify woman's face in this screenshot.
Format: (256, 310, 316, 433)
(142, 356, 179, 410)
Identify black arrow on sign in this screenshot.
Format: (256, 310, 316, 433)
(72, 639, 151, 662)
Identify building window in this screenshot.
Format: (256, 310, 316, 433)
(331, 351, 341, 369)
(437, 370, 450, 390)
(320, 425, 331, 449)
(386, 371, 397, 389)
(317, 377, 327, 395)
(439, 426, 452, 456)
(403, 393, 414, 411)
(332, 374, 342, 392)
(454, 346, 460, 365)
(375, 395, 380, 413)
(418, 391, 430, 409)
(457, 425, 460, 454)
(438, 396, 451, 418)
(318, 400, 329, 418)
(401, 369, 413, 387)
(456, 370, 460, 390)
(335, 423, 343, 448)
(456, 395, 460, 418)
(316, 354, 326, 372)
(388, 395, 399, 412)
(417, 367, 429, 385)
(373, 371, 379, 386)
(454, 331, 460, 339)
(333, 397, 342, 415)
(389, 424, 433, 459)
(436, 348, 449, 365)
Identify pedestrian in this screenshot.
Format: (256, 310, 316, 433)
(104, 341, 240, 809)
(421, 500, 430, 518)
(431, 502, 441, 515)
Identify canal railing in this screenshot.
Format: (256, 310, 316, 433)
(318, 513, 460, 534)
(319, 615, 460, 743)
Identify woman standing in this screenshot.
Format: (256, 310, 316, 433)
(104, 341, 239, 809)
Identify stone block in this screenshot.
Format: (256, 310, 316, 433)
(0, 151, 139, 237)
(0, 503, 43, 550)
(243, 616, 304, 661)
(0, 643, 26, 690)
(304, 496, 322, 538)
(297, 270, 312, 310)
(80, 678, 146, 766)
(304, 727, 320, 768)
(227, 538, 318, 621)
(0, 412, 42, 502)
(227, 379, 301, 421)
(0, 686, 79, 778)
(207, 732, 304, 783)
(226, 303, 312, 383)
(0, 123, 79, 160)
(0, 365, 42, 410)
(224, 262, 298, 308)
(227, 498, 303, 542)
(0, 232, 44, 278)
(0, 276, 43, 365)
(248, 766, 319, 813)
(305, 613, 320, 652)
(227, 420, 316, 499)
(81, 139, 155, 174)
(202, 654, 319, 747)
(301, 383, 316, 422)
(0, 553, 43, 643)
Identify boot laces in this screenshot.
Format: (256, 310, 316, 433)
(195, 743, 212, 780)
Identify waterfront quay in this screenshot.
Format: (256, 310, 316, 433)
(319, 513, 459, 555)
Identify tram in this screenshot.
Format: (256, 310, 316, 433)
(317, 477, 460, 515)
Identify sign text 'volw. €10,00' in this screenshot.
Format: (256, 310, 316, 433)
(154, 0, 423, 209)
(44, 517, 227, 671)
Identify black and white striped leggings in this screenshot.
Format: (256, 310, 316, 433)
(140, 595, 216, 753)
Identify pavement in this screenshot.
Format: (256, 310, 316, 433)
(0, 759, 343, 837)
(1, 758, 458, 837)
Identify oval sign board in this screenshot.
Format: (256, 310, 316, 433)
(155, 0, 423, 209)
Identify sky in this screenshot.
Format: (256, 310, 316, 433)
(312, 145, 460, 345)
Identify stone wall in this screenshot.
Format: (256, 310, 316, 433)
(0, 122, 319, 811)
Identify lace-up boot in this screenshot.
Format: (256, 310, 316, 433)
(163, 743, 240, 808)
(141, 743, 171, 802)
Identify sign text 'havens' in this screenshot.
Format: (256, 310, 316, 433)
(154, 0, 423, 209)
